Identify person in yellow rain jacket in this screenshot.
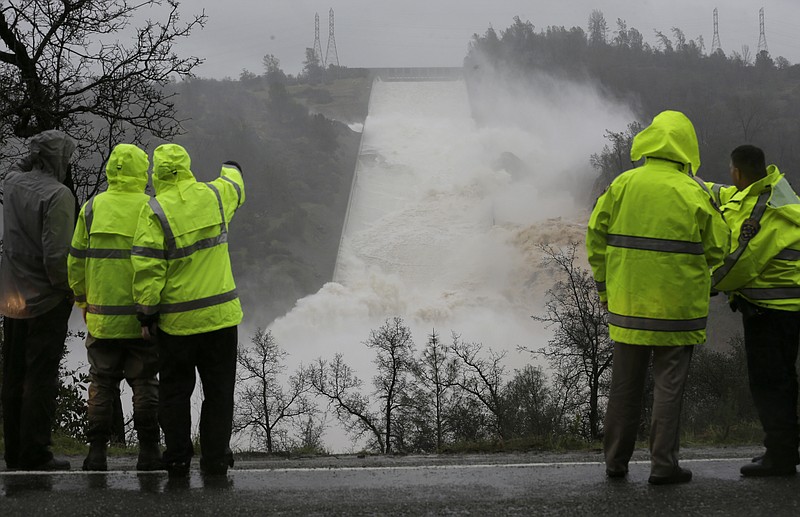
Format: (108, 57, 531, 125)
(131, 144, 244, 478)
(586, 110, 729, 485)
(68, 143, 161, 472)
(709, 145, 800, 477)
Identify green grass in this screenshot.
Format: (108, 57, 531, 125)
(50, 432, 87, 455)
(682, 420, 763, 446)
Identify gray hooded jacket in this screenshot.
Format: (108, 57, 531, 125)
(0, 130, 77, 318)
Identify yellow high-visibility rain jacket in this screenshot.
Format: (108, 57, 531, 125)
(586, 111, 729, 345)
(131, 144, 245, 335)
(68, 144, 150, 339)
(710, 165, 800, 311)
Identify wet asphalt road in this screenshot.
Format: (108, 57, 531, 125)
(1, 447, 798, 516)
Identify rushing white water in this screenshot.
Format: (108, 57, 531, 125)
(268, 76, 634, 452)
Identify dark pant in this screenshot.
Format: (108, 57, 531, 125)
(1, 299, 72, 467)
(157, 326, 237, 469)
(742, 306, 800, 464)
(85, 337, 159, 444)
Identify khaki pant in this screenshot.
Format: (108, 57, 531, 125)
(86, 337, 159, 444)
(604, 342, 693, 477)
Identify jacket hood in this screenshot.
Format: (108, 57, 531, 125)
(152, 143, 195, 193)
(29, 130, 77, 183)
(106, 144, 149, 192)
(630, 110, 701, 175)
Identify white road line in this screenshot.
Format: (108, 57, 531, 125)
(0, 457, 751, 476)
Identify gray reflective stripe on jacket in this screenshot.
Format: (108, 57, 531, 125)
(148, 197, 177, 251)
(87, 304, 138, 315)
(607, 234, 704, 255)
(85, 197, 95, 235)
(130, 246, 167, 260)
(166, 234, 228, 259)
(135, 289, 238, 315)
(739, 287, 800, 300)
(206, 183, 228, 233)
(712, 188, 772, 285)
(221, 176, 242, 206)
(72, 248, 131, 259)
(711, 184, 723, 207)
(133, 185, 228, 261)
(608, 312, 708, 332)
(74, 197, 136, 260)
(69, 246, 87, 259)
(693, 176, 722, 212)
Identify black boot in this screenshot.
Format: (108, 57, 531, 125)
(648, 467, 692, 485)
(133, 408, 162, 471)
(137, 442, 164, 471)
(82, 442, 108, 471)
(741, 456, 797, 477)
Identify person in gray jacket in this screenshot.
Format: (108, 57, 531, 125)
(0, 130, 77, 471)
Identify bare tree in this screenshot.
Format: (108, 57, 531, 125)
(728, 93, 767, 142)
(306, 318, 417, 454)
(0, 0, 206, 202)
(307, 354, 384, 453)
(410, 329, 461, 452)
(529, 243, 612, 441)
(450, 334, 508, 441)
(366, 317, 416, 454)
(233, 329, 315, 453)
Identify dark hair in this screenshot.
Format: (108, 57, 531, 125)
(731, 145, 767, 181)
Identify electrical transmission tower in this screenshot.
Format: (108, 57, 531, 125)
(313, 12, 325, 67)
(325, 8, 340, 67)
(711, 8, 722, 53)
(758, 7, 768, 53)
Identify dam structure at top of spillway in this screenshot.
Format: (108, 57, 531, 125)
(332, 77, 481, 290)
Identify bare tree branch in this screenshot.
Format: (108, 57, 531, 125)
(0, 0, 206, 202)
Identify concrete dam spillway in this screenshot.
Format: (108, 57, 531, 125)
(269, 72, 603, 373)
(334, 77, 491, 288)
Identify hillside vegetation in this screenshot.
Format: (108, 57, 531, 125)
(465, 15, 800, 192)
(169, 75, 371, 325)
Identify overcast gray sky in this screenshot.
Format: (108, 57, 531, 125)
(177, 0, 800, 78)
